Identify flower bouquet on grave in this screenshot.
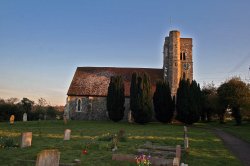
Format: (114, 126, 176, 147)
(135, 154, 151, 166)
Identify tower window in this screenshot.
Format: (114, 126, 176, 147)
(180, 52, 183, 60)
(183, 53, 186, 60)
(183, 72, 186, 80)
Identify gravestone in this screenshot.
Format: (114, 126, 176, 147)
(36, 149, 60, 166)
(184, 126, 188, 138)
(23, 113, 27, 122)
(176, 145, 181, 159)
(10, 115, 15, 124)
(64, 129, 71, 140)
(173, 157, 179, 166)
(184, 137, 189, 152)
(127, 110, 134, 123)
(20, 132, 32, 148)
(181, 163, 188, 166)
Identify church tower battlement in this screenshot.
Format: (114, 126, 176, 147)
(163, 30, 193, 96)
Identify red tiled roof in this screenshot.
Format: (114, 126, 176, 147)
(67, 67, 163, 97)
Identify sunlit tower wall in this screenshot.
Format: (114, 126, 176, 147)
(163, 30, 193, 97)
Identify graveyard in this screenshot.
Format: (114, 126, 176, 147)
(0, 120, 245, 166)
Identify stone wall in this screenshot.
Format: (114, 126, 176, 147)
(66, 96, 130, 121)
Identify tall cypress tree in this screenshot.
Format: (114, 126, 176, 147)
(176, 79, 201, 124)
(153, 81, 174, 123)
(107, 76, 125, 122)
(130, 72, 152, 124)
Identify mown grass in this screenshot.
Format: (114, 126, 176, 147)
(0, 120, 243, 166)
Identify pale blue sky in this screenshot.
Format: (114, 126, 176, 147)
(0, 0, 250, 105)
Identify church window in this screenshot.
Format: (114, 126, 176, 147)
(183, 53, 186, 60)
(180, 53, 183, 60)
(183, 72, 186, 79)
(77, 99, 82, 112)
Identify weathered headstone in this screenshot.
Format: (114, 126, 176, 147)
(20, 132, 32, 148)
(64, 129, 71, 140)
(173, 157, 180, 166)
(36, 149, 60, 166)
(10, 115, 15, 124)
(181, 163, 188, 166)
(176, 145, 181, 159)
(23, 113, 27, 122)
(128, 110, 134, 123)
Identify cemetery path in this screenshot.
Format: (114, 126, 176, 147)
(213, 129, 250, 166)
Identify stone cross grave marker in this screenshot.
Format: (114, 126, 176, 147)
(23, 113, 27, 122)
(36, 149, 60, 166)
(20, 132, 32, 148)
(184, 137, 189, 151)
(64, 129, 71, 140)
(184, 126, 188, 138)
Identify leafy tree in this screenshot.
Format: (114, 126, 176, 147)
(20, 98, 34, 120)
(217, 77, 250, 125)
(46, 106, 58, 120)
(201, 83, 220, 122)
(130, 73, 153, 124)
(153, 81, 174, 123)
(176, 79, 202, 124)
(107, 76, 125, 122)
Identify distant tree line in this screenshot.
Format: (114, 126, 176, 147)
(0, 97, 64, 122)
(107, 73, 250, 125)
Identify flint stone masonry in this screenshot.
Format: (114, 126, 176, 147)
(68, 97, 130, 121)
(36, 149, 60, 166)
(20, 132, 32, 148)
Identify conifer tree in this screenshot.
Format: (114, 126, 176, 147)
(153, 81, 174, 123)
(176, 79, 201, 124)
(107, 76, 125, 122)
(130, 72, 152, 124)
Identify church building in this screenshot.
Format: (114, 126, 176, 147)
(65, 30, 193, 120)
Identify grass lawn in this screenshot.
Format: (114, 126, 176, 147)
(0, 120, 243, 166)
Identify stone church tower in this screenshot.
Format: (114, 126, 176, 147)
(163, 30, 193, 96)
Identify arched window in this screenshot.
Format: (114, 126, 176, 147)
(180, 52, 183, 60)
(77, 99, 81, 112)
(183, 53, 186, 60)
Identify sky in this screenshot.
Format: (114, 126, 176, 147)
(0, 0, 250, 105)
